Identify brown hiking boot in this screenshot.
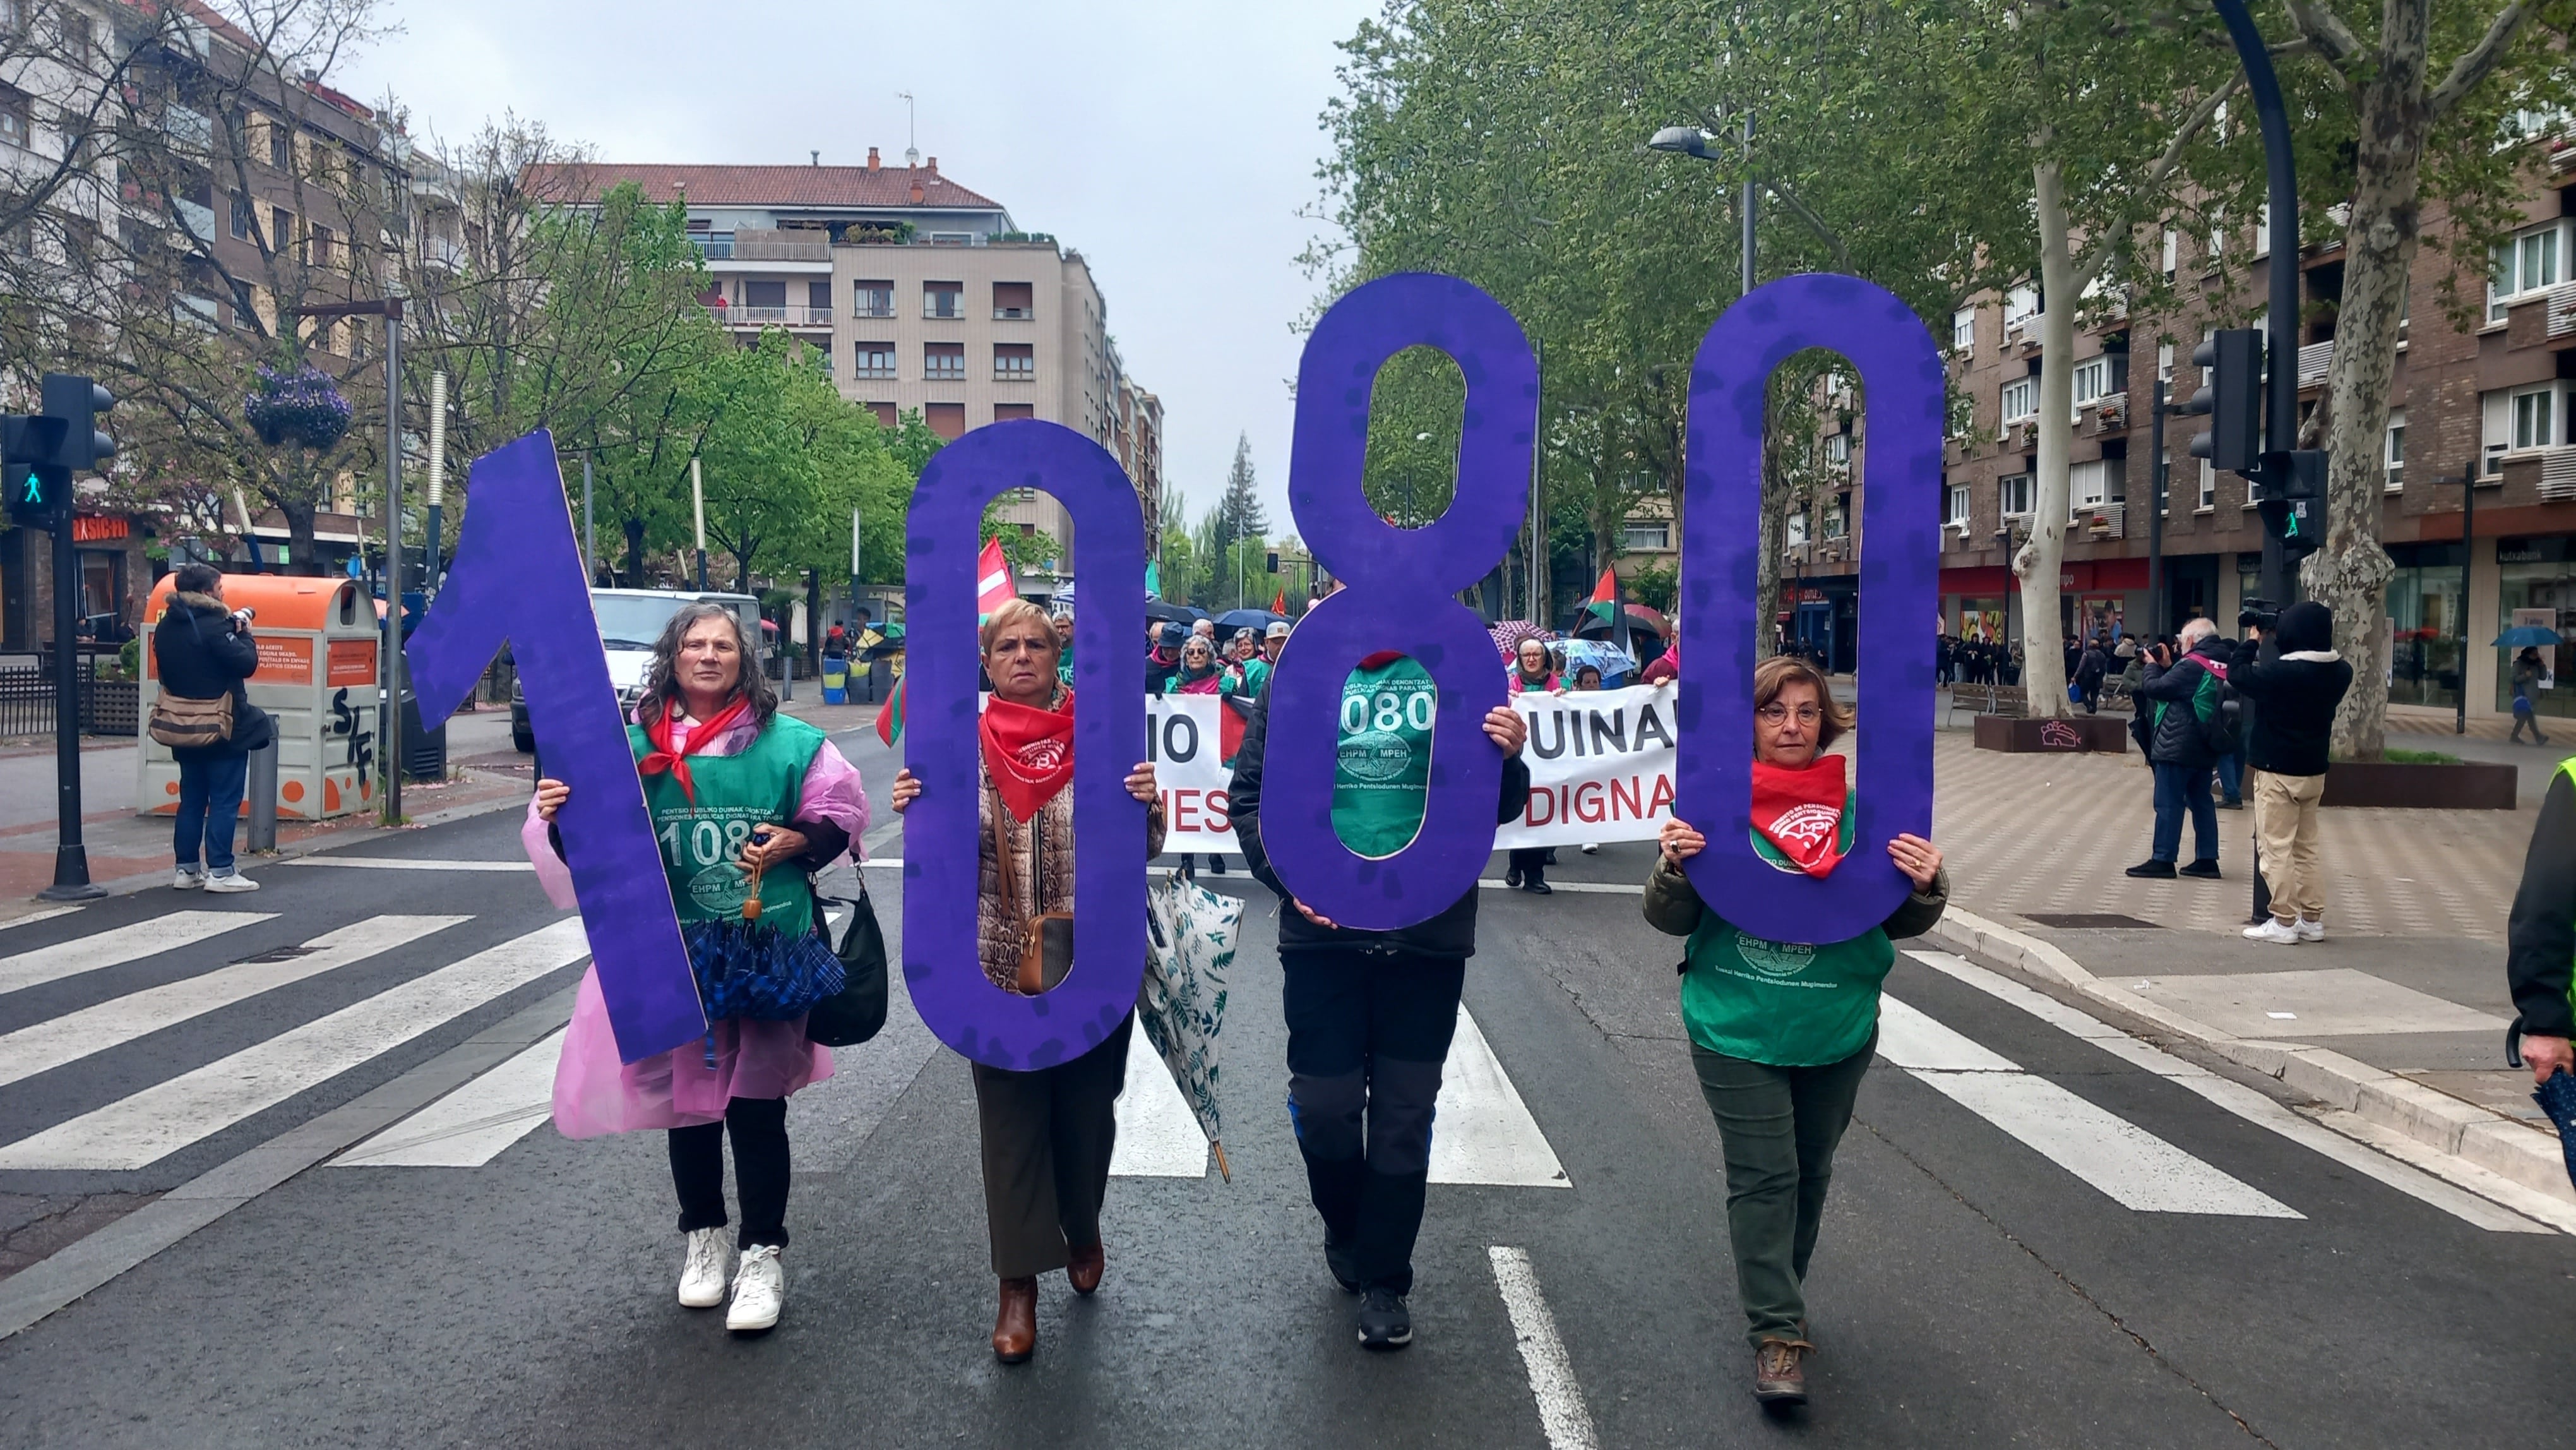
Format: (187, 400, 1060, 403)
(1753, 1338, 1814, 1405)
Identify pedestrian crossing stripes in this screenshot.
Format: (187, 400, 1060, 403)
(332, 1029, 566, 1168)
(1110, 1025, 1212, 1177)
(1876, 994, 2304, 1218)
(0, 916, 469, 1092)
(0, 912, 275, 999)
(0, 918, 592, 1171)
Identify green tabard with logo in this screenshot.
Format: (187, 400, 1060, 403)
(629, 714, 826, 938)
(1332, 656, 1437, 859)
(1678, 800, 1893, 1067)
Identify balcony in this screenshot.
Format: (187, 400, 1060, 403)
(2078, 502, 2126, 539)
(2521, 445, 2576, 501)
(2086, 396, 2127, 436)
(2296, 340, 2334, 391)
(994, 306, 1032, 320)
(691, 231, 832, 265)
(707, 303, 834, 330)
(2504, 281, 2576, 351)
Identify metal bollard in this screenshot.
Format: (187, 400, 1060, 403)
(246, 738, 279, 853)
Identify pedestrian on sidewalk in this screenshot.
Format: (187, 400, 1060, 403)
(2073, 635, 2109, 716)
(1505, 637, 1563, 893)
(1644, 654, 1948, 1407)
(1228, 585, 1532, 1353)
(889, 599, 1164, 1365)
(2227, 602, 2353, 944)
(2512, 647, 2551, 745)
(2127, 620, 2233, 880)
(153, 564, 273, 894)
(530, 601, 868, 1335)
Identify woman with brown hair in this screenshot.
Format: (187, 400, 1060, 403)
(1643, 654, 1948, 1407)
(889, 597, 1164, 1363)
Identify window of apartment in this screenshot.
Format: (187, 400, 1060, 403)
(229, 192, 252, 240)
(2519, 384, 2560, 450)
(1945, 482, 1971, 525)
(1825, 494, 1851, 538)
(994, 281, 1033, 320)
(0, 0, 22, 35)
(924, 282, 964, 320)
(994, 343, 1034, 381)
(2157, 342, 2174, 385)
(309, 223, 333, 266)
(808, 279, 832, 311)
(2161, 227, 2178, 278)
(270, 206, 293, 254)
(854, 342, 896, 379)
(994, 402, 1035, 421)
(58, 13, 92, 68)
(2157, 448, 2171, 513)
(864, 401, 897, 429)
(2070, 457, 2125, 513)
(2072, 353, 2126, 410)
(2252, 202, 2272, 258)
(2385, 407, 2406, 490)
(924, 402, 965, 440)
(924, 342, 966, 380)
(2004, 284, 2039, 328)
(1786, 510, 1808, 548)
(0, 86, 28, 150)
(268, 120, 290, 172)
(928, 232, 974, 246)
(852, 279, 893, 318)
(2490, 220, 2568, 322)
(1823, 431, 1851, 465)
(2000, 376, 2037, 424)
(2000, 472, 2033, 516)
(1621, 518, 1671, 551)
(742, 279, 786, 309)
(1950, 307, 1974, 353)
(2199, 458, 2217, 510)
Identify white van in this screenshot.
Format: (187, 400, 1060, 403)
(512, 588, 764, 752)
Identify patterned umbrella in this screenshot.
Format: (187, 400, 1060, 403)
(1488, 620, 1551, 662)
(1141, 870, 1243, 1180)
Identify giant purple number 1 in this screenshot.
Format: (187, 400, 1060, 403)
(405, 429, 704, 1064)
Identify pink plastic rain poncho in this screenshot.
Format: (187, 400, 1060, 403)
(527, 709, 871, 1137)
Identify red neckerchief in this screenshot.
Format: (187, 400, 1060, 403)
(1751, 755, 1849, 878)
(982, 688, 1076, 822)
(1359, 650, 1405, 670)
(638, 696, 751, 806)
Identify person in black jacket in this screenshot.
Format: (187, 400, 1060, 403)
(1228, 628, 1530, 1353)
(2510, 762, 2576, 1086)
(153, 564, 273, 892)
(2227, 601, 2354, 944)
(2126, 620, 2232, 880)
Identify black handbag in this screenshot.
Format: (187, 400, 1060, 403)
(804, 880, 889, 1046)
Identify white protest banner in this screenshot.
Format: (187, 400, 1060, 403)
(1495, 685, 1676, 849)
(1146, 693, 1244, 851)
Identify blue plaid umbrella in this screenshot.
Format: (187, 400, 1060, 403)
(2537, 1069, 2576, 1192)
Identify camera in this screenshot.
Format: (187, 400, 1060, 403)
(229, 606, 255, 628)
(2238, 598, 2280, 633)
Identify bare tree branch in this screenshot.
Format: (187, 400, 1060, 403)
(2281, 0, 2366, 77)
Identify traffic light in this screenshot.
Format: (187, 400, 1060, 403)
(1265, 551, 1279, 574)
(4, 375, 114, 526)
(2185, 329, 2263, 474)
(2255, 448, 2328, 561)
(39, 373, 114, 472)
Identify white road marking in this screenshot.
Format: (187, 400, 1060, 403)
(1488, 1246, 1599, 1450)
(1477, 879, 1638, 895)
(0, 916, 469, 1091)
(332, 1029, 566, 1168)
(287, 858, 533, 872)
(1876, 993, 2302, 1218)
(0, 918, 592, 1170)
(1431, 1006, 1570, 1188)
(0, 906, 81, 933)
(0, 912, 275, 999)
(1111, 1023, 1212, 1178)
(1904, 950, 2553, 1233)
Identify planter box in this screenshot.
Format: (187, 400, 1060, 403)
(1973, 714, 2130, 754)
(2319, 760, 2518, 810)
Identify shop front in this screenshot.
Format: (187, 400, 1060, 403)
(2386, 541, 2466, 710)
(2495, 536, 2576, 719)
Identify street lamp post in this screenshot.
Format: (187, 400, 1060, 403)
(1647, 119, 1755, 291)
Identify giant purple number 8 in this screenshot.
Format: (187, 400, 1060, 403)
(1260, 273, 1538, 930)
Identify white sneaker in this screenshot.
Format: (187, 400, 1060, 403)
(201, 872, 260, 894)
(2241, 918, 2301, 945)
(725, 1243, 783, 1331)
(1578, 843, 1600, 855)
(2293, 916, 2325, 943)
(677, 1227, 732, 1309)
(171, 868, 203, 890)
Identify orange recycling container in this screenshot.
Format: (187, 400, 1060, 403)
(137, 573, 384, 821)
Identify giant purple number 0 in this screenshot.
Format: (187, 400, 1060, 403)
(405, 429, 704, 1064)
(903, 420, 1145, 1071)
(1676, 274, 1941, 942)
(1261, 272, 1538, 930)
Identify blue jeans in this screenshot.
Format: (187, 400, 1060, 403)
(2151, 761, 2218, 865)
(2215, 752, 2242, 802)
(175, 752, 248, 875)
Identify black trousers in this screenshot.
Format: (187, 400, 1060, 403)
(1283, 949, 1466, 1296)
(668, 1096, 790, 1250)
(1506, 848, 1548, 881)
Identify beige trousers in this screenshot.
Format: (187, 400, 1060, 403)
(2252, 769, 2327, 924)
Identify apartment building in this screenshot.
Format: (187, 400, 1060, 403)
(530, 152, 1163, 586)
(1796, 135, 2576, 719)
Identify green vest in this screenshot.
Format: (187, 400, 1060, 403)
(629, 712, 827, 938)
(1333, 656, 1436, 858)
(1677, 800, 1894, 1067)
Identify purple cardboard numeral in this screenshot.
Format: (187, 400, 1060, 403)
(405, 429, 703, 1064)
(904, 419, 1145, 1070)
(1678, 274, 1941, 942)
(1262, 272, 1537, 930)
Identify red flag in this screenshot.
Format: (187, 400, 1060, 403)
(1270, 589, 1286, 614)
(1589, 565, 1618, 606)
(977, 538, 1015, 619)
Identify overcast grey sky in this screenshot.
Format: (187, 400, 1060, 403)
(341, 0, 1380, 537)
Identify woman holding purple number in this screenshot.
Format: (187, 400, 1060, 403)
(1644, 654, 1947, 1407)
(527, 601, 868, 1335)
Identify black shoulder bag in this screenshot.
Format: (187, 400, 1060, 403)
(806, 874, 889, 1046)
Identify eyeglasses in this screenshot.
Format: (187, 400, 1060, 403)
(1757, 703, 1823, 726)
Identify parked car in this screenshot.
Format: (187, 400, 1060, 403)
(511, 588, 764, 753)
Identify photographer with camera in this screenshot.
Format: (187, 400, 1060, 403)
(2126, 618, 2234, 880)
(2226, 601, 2352, 943)
(150, 564, 273, 893)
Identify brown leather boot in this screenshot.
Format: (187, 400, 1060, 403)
(1753, 1339, 1813, 1405)
(992, 1276, 1037, 1363)
(1067, 1240, 1105, 1296)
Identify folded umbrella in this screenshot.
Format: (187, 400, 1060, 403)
(1140, 870, 1243, 1180)
(2539, 1068, 2576, 1193)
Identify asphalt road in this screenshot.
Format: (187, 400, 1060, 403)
(0, 726, 2569, 1447)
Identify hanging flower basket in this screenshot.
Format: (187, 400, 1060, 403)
(242, 364, 352, 451)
